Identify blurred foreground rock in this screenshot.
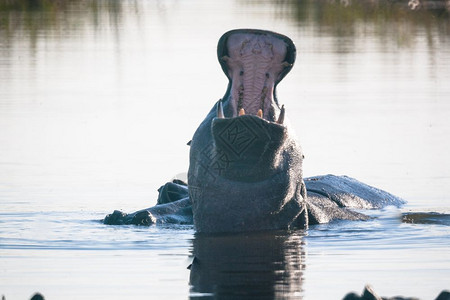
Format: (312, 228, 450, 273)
(343, 285, 450, 300)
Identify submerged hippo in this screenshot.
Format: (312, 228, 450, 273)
(104, 29, 405, 233)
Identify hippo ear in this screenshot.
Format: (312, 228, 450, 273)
(217, 29, 297, 84)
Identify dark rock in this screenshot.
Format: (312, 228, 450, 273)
(342, 285, 428, 300)
(435, 290, 450, 300)
(30, 293, 45, 300)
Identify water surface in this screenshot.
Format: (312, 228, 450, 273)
(1, 1, 449, 299)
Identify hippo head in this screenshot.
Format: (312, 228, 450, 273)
(188, 29, 307, 233)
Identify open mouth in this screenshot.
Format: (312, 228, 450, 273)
(206, 29, 297, 182)
(216, 29, 296, 123)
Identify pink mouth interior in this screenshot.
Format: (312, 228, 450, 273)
(221, 32, 289, 121)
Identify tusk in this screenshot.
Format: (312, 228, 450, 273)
(217, 100, 224, 119)
(257, 109, 263, 118)
(277, 105, 285, 124)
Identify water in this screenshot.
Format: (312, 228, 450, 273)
(1, 0, 449, 299)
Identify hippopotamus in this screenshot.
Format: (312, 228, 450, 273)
(104, 29, 405, 233)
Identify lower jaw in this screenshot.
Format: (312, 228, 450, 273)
(211, 115, 287, 182)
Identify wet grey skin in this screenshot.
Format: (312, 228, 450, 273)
(103, 29, 405, 232)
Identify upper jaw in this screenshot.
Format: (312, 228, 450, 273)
(217, 29, 296, 89)
(217, 29, 296, 122)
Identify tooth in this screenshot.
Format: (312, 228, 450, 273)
(277, 105, 285, 124)
(217, 101, 224, 119)
(257, 109, 263, 118)
(239, 108, 246, 116)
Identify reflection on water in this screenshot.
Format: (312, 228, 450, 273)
(288, 0, 449, 49)
(1, 0, 449, 51)
(0, 0, 122, 34)
(189, 231, 305, 299)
